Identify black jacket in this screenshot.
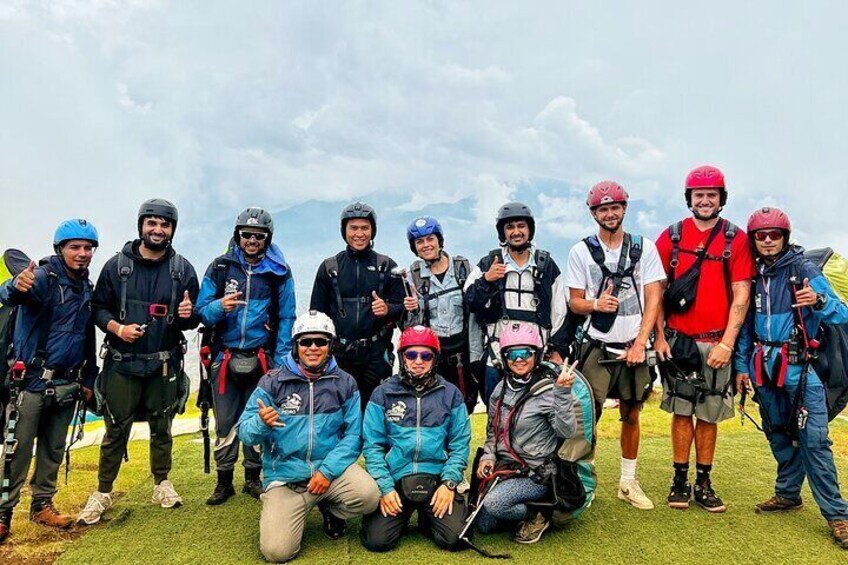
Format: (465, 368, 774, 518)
(93, 241, 200, 375)
(309, 247, 405, 342)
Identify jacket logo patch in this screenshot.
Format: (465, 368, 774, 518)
(386, 400, 407, 423)
(280, 393, 303, 415)
(224, 278, 239, 296)
(755, 292, 762, 312)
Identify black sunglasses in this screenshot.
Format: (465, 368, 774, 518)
(298, 337, 331, 348)
(239, 230, 268, 242)
(403, 350, 435, 362)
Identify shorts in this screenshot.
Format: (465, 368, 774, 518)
(659, 337, 734, 423)
(580, 343, 654, 405)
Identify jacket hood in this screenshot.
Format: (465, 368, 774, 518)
(281, 352, 338, 379)
(759, 244, 805, 276)
(121, 240, 175, 265)
(225, 242, 289, 277)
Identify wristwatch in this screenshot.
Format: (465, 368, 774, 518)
(441, 480, 457, 491)
(813, 293, 827, 311)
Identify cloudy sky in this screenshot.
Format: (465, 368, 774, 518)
(2, 1, 846, 305)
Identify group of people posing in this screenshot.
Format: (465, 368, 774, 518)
(1, 164, 847, 561)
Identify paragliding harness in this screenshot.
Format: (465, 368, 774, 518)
(322, 253, 393, 353)
(664, 219, 738, 314)
(409, 256, 475, 400)
(478, 248, 552, 367)
(3, 266, 87, 501)
(659, 331, 732, 410)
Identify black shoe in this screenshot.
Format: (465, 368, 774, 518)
(206, 471, 236, 506)
(693, 480, 726, 513)
(755, 495, 804, 514)
(667, 479, 692, 510)
(320, 506, 348, 540)
(0, 510, 12, 544)
(242, 468, 264, 500)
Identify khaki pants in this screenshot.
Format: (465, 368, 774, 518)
(259, 464, 380, 563)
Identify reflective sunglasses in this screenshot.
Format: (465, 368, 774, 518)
(297, 337, 331, 348)
(753, 230, 784, 242)
(403, 350, 435, 362)
(239, 230, 268, 241)
(504, 347, 536, 362)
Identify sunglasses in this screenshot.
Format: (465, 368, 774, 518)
(403, 350, 435, 362)
(297, 337, 331, 348)
(753, 230, 784, 242)
(504, 347, 536, 362)
(239, 230, 268, 242)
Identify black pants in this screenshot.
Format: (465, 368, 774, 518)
(438, 351, 479, 414)
(336, 342, 393, 411)
(360, 490, 468, 552)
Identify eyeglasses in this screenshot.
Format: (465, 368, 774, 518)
(504, 347, 536, 362)
(753, 230, 784, 242)
(239, 231, 268, 242)
(297, 337, 330, 348)
(403, 350, 435, 362)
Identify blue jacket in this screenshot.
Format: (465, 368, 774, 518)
(237, 354, 362, 487)
(735, 246, 848, 387)
(363, 375, 471, 496)
(197, 243, 296, 366)
(0, 256, 97, 392)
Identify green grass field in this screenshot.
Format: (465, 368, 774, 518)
(3, 397, 847, 564)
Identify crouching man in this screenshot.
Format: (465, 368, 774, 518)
(237, 311, 380, 563)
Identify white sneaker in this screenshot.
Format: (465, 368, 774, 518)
(77, 491, 113, 525)
(152, 480, 183, 509)
(618, 479, 654, 510)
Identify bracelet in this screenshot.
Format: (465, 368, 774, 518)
(592, 299, 599, 312)
(117, 324, 125, 338)
(717, 342, 733, 353)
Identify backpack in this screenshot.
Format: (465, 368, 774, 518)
(563, 233, 643, 340)
(409, 255, 470, 327)
(792, 248, 848, 420)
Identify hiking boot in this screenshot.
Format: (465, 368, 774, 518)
(755, 495, 804, 514)
(618, 479, 654, 510)
(242, 468, 263, 500)
(0, 510, 12, 544)
(152, 480, 183, 509)
(514, 511, 550, 544)
(77, 491, 113, 526)
(693, 480, 726, 513)
(206, 471, 235, 506)
(30, 500, 73, 529)
(828, 519, 848, 549)
(320, 505, 348, 540)
(667, 479, 692, 510)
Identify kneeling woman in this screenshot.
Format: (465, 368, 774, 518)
(475, 321, 577, 544)
(361, 326, 472, 552)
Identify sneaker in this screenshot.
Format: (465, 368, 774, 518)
(30, 501, 73, 529)
(514, 511, 550, 544)
(618, 479, 654, 510)
(320, 506, 348, 540)
(828, 519, 848, 549)
(152, 480, 183, 509)
(693, 480, 726, 513)
(667, 479, 692, 510)
(0, 510, 12, 544)
(755, 495, 804, 514)
(77, 492, 113, 526)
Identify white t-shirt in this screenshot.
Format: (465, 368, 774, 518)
(564, 235, 666, 344)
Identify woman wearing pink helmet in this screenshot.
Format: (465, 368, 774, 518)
(474, 321, 578, 544)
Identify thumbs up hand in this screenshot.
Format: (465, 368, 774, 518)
(793, 277, 819, 308)
(371, 291, 389, 317)
(595, 279, 619, 313)
(484, 256, 507, 282)
(14, 261, 37, 293)
(178, 290, 193, 319)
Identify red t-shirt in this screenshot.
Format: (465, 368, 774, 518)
(656, 217, 755, 338)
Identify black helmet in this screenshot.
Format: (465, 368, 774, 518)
(340, 202, 377, 241)
(137, 198, 179, 236)
(496, 201, 535, 244)
(234, 207, 274, 244)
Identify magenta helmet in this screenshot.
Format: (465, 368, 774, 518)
(499, 321, 543, 350)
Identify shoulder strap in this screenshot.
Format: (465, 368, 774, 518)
(582, 236, 610, 276)
(375, 253, 391, 296)
(534, 249, 551, 282)
(211, 256, 229, 300)
(668, 222, 683, 283)
(167, 254, 186, 324)
(486, 248, 503, 269)
(629, 234, 643, 265)
(453, 255, 470, 290)
(31, 268, 59, 364)
(721, 220, 738, 305)
(116, 253, 134, 322)
(411, 260, 426, 293)
(323, 255, 345, 318)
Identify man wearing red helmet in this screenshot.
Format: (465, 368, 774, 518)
(564, 181, 666, 510)
(655, 166, 755, 513)
(735, 207, 848, 549)
(361, 325, 471, 553)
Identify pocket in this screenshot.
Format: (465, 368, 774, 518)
(53, 382, 81, 408)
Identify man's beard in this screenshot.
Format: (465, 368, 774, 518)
(596, 217, 623, 233)
(507, 240, 532, 252)
(142, 234, 170, 251)
(691, 207, 720, 221)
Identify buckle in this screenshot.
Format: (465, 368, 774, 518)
(3, 439, 18, 456)
(44, 386, 56, 397)
(41, 368, 56, 381)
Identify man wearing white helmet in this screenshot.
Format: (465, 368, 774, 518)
(238, 311, 379, 562)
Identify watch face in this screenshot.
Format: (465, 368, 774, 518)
(444, 480, 457, 490)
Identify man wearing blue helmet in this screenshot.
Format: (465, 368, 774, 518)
(402, 216, 483, 412)
(0, 220, 99, 543)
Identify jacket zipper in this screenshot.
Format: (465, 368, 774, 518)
(355, 258, 361, 325)
(306, 380, 315, 474)
(414, 395, 422, 474)
(239, 265, 252, 349)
